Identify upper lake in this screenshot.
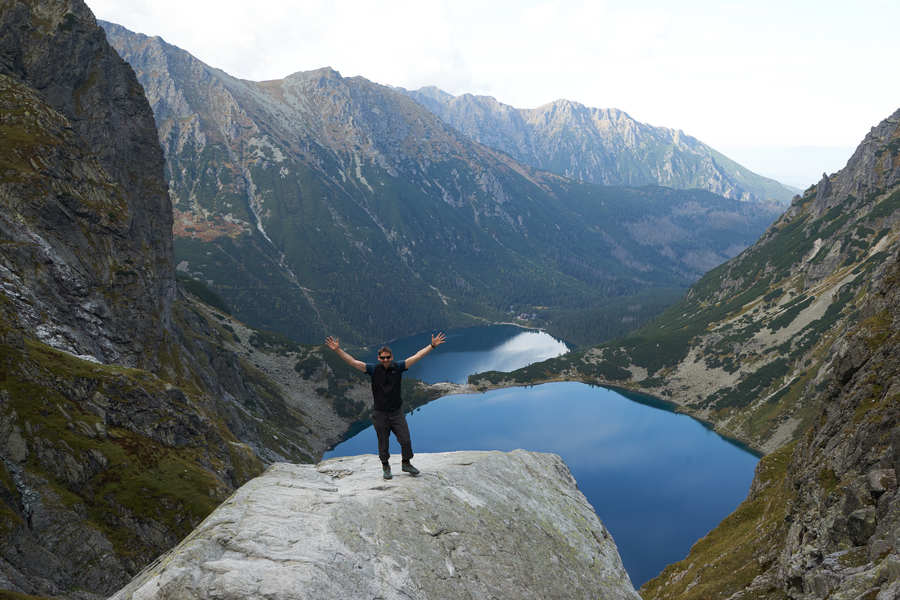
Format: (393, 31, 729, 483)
(326, 325, 759, 587)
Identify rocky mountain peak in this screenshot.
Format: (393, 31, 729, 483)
(534, 98, 589, 124)
(412, 84, 455, 103)
(784, 108, 899, 223)
(403, 85, 796, 204)
(283, 65, 343, 83)
(826, 107, 900, 205)
(546, 97, 579, 110)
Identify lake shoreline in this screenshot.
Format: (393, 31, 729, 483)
(383, 320, 550, 346)
(420, 376, 765, 458)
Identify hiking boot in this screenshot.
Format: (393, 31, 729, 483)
(401, 461, 420, 476)
(382, 464, 392, 480)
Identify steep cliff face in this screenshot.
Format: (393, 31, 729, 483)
(0, 283, 376, 599)
(641, 245, 899, 600)
(108, 451, 641, 600)
(0, 322, 264, 597)
(0, 3, 373, 598)
(101, 21, 780, 346)
(404, 87, 796, 205)
(0, 0, 174, 369)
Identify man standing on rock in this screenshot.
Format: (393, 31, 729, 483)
(325, 332, 447, 480)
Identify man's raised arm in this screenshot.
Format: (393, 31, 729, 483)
(404, 332, 447, 368)
(325, 336, 366, 372)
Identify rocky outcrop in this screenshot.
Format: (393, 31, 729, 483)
(0, 0, 174, 369)
(0, 283, 377, 599)
(109, 451, 640, 600)
(769, 247, 899, 599)
(0, 337, 264, 598)
(403, 87, 796, 205)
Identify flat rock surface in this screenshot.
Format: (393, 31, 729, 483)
(110, 450, 639, 600)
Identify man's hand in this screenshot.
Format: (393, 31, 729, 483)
(407, 331, 447, 368)
(325, 336, 365, 372)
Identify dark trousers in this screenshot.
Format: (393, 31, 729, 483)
(372, 409, 413, 463)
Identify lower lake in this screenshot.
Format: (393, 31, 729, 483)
(326, 325, 759, 587)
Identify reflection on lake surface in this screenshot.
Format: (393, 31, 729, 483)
(379, 325, 569, 384)
(327, 326, 758, 587)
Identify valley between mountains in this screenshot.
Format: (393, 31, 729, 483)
(101, 20, 784, 348)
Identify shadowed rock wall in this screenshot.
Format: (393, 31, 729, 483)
(0, 0, 174, 368)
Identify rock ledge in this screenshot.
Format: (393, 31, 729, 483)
(110, 450, 639, 600)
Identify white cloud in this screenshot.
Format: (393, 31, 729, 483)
(87, 0, 900, 183)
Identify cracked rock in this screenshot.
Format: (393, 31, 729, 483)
(109, 451, 640, 600)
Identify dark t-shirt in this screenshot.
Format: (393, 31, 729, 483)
(364, 360, 408, 412)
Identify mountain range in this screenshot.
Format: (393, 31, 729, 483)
(100, 21, 784, 346)
(3, 1, 896, 599)
(402, 86, 797, 204)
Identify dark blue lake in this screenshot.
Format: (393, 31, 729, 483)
(366, 324, 570, 384)
(327, 326, 759, 587)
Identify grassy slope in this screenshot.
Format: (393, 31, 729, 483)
(641, 251, 899, 599)
(0, 319, 263, 573)
(473, 184, 899, 452)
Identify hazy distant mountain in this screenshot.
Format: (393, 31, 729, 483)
(403, 87, 797, 205)
(102, 22, 781, 345)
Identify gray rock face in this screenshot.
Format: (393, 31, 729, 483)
(769, 245, 900, 600)
(0, 4, 373, 598)
(403, 87, 797, 205)
(0, 0, 174, 368)
(110, 451, 640, 600)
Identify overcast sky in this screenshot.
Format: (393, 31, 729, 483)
(86, 0, 899, 189)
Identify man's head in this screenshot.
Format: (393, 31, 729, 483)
(378, 346, 393, 364)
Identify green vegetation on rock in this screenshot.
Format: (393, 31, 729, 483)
(0, 333, 259, 566)
(640, 442, 796, 600)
